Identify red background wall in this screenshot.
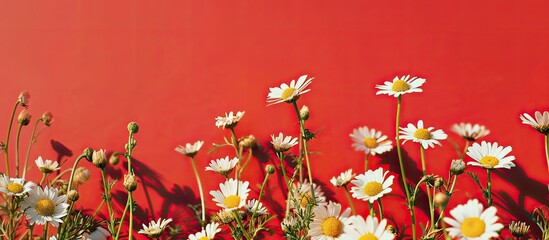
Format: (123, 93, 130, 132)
(1, 2, 548, 239)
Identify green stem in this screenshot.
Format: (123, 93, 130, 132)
(435, 175, 458, 226)
(420, 146, 435, 229)
(229, 127, 242, 180)
(15, 123, 23, 178)
(22, 118, 41, 179)
(101, 169, 115, 231)
(486, 169, 492, 206)
(461, 140, 470, 159)
(238, 148, 253, 177)
(545, 135, 549, 175)
(233, 210, 251, 240)
(4, 101, 20, 178)
(343, 186, 356, 215)
(277, 152, 291, 189)
(190, 157, 206, 225)
(66, 154, 87, 195)
(39, 173, 46, 186)
(28, 224, 34, 240)
(377, 199, 384, 219)
(42, 224, 49, 240)
(250, 173, 271, 236)
(365, 154, 370, 172)
(368, 202, 374, 216)
(114, 197, 131, 240)
(129, 193, 134, 240)
(292, 101, 315, 204)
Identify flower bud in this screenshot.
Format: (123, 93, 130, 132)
(67, 190, 79, 202)
(92, 149, 107, 169)
(423, 175, 436, 187)
(41, 112, 53, 126)
(450, 159, 465, 175)
(18, 110, 31, 126)
(509, 221, 530, 237)
(124, 173, 138, 192)
(386, 225, 397, 235)
(434, 178, 445, 188)
(109, 154, 120, 165)
(238, 135, 257, 149)
(18, 91, 30, 106)
(83, 148, 94, 162)
(434, 192, 448, 207)
(300, 105, 310, 121)
(216, 210, 235, 224)
(73, 167, 91, 185)
(128, 122, 139, 134)
(265, 164, 275, 174)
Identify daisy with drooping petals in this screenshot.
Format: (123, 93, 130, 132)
(175, 141, 204, 158)
(330, 169, 355, 188)
(308, 201, 351, 240)
(340, 215, 395, 240)
(81, 227, 111, 240)
(0, 174, 35, 196)
(245, 199, 268, 215)
(267, 74, 314, 105)
(271, 133, 298, 152)
(210, 178, 250, 211)
(35, 156, 61, 174)
(451, 123, 490, 141)
(466, 141, 516, 169)
(400, 120, 448, 149)
(187, 222, 221, 240)
(444, 199, 503, 240)
(215, 111, 245, 129)
(349, 126, 393, 156)
(138, 218, 173, 239)
(375, 75, 426, 97)
(520, 111, 549, 134)
(351, 167, 394, 203)
(20, 186, 69, 227)
(206, 156, 238, 176)
(292, 180, 327, 209)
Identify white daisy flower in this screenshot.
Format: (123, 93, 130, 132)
(349, 126, 393, 156)
(451, 123, 490, 141)
(400, 120, 448, 149)
(244, 199, 268, 215)
(188, 222, 221, 240)
(340, 215, 395, 240)
(138, 218, 173, 238)
(271, 132, 298, 152)
(206, 156, 239, 176)
(520, 111, 549, 134)
(466, 141, 516, 169)
(20, 186, 69, 227)
(35, 156, 61, 174)
(49, 236, 58, 240)
(267, 74, 314, 105)
(80, 227, 110, 240)
(330, 169, 355, 188)
(281, 216, 298, 232)
(444, 199, 504, 239)
(210, 178, 250, 211)
(175, 141, 204, 158)
(215, 111, 245, 129)
(0, 174, 35, 196)
(375, 75, 426, 97)
(308, 201, 351, 239)
(292, 180, 327, 209)
(351, 167, 394, 203)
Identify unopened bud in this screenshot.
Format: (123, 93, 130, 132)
(41, 112, 53, 126)
(18, 110, 31, 126)
(128, 122, 139, 134)
(238, 135, 257, 149)
(386, 225, 397, 235)
(509, 221, 530, 237)
(423, 175, 436, 187)
(216, 210, 235, 224)
(434, 192, 448, 207)
(450, 159, 465, 175)
(265, 165, 275, 174)
(83, 148, 94, 162)
(300, 105, 310, 121)
(92, 149, 107, 169)
(67, 190, 79, 202)
(124, 173, 138, 192)
(109, 154, 120, 165)
(18, 91, 30, 106)
(434, 178, 445, 188)
(73, 167, 91, 185)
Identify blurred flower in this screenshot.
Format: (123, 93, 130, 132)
(124, 173, 138, 192)
(451, 123, 490, 141)
(434, 192, 448, 207)
(73, 167, 90, 185)
(271, 133, 298, 152)
(245, 199, 268, 215)
(67, 190, 79, 202)
(81, 227, 110, 240)
(292, 180, 327, 208)
(300, 105, 310, 120)
(175, 141, 204, 158)
(215, 210, 235, 224)
(205, 156, 238, 177)
(265, 164, 275, 174)
(400, 120, 447, 149)
(210, 178, 250, 211)
(351, 167, 394, 203)
(508, 221, 530, 237)
(138, 218, 173, 239)
(349, 126, 392, 155)
(215, 111, 245, 129)
(109, 154, 120, 165)
(238, 134, 257, 149)
(375, 75, 425, 97)
(267, 74, 313, 105)
(41, 112, 54, 126)
(18, 91, 30, 106)
(520, 111, 549, 134)
(466, 141, 516, 169)
(308, 202, 351, 239)
(92, 149, 107, 169)
(127, 122, 139, 134)
(281, 216, 298, 232)
(330, 169, 355, 188)
(187, 222, 221, 240)
(21, 186, 69, 227)
(444, 199, 503, 239)
(18, 109, 31, 126)
(35, 156, 60, 174)
(0, 174, 35, 196)
(450, 159, 466, 175)
(340, 215, 395, 240)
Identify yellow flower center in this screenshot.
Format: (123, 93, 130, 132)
(460, 217, 485, 238)
(363, 182, 383, 196)
(391, 79, 410, 92)
(321, 216, 343, 237)
(6, 182, 24, 194)
(358, 233, 379, 240)
(480, 156, 499, 168)
(224, 195, 241, 209)
(363, 137, 378, 148)
(198, 237, 209, 240)
(414, 128, 431, 140)
(35, 198, 56, 216)
(300, 193, 313, 207)
(281, 87, 296, 100)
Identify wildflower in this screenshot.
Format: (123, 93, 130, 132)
(92, 149, 107, 169)
(238, 135, 257, 149)
(210, 179, 250, 211)
(67, 190, 79, 202)
(205, 156, 238, 177)
(175, 141, 204, 158)
(466, 141, 516, 169)
(18, 109, 31, 126)
(300, 105, 310, 120)
(20, 186, 69, 227)
(127, 122, 139, 134)
(508, 221, 530, 237)
(35, 156, 60, 174)
(340, 215, 395, 240)
(281, 216, 298, 232)
(450, 159, 466, 175)
(18, 91, 30, 106)
(215, 111, 245, 129)
(350, 167, 394, 203)
(215, 210, 235, 224)
(244, 199, 268, 215)
(444, 199, 503, 239)
(124, 173, 138, 192)
(267, 74, 313, 105)
(271, 133, 298, 152)
(451, 123, 490, 141)
(73, 167, 90, 185)
(330, 169, 355, 188)
(265, 164, 275, 174)
(400, 120, 447, 149)
(292, 180, 327, 208)
(349, 126, 392, 155)
(308, 202, 351, 239)
(375, 75, 426, 97)
(0, 174, 35, 196)
(520, 111, 549, 134)
(187, 222, 221, 240)
(434, 192, 448, 207)
(138, 218, 173, 238)
(41, 112, 54, 126)
(81, 227, 110, 240)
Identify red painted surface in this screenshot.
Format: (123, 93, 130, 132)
(1, 2, 548, 239)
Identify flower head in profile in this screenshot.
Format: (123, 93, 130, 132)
(73, 167, 90, 185)
(330, 169, 355, 188)
(188, 222, 221, 240)
(215, 111, 245, 129)
(292, 180, 327, 209)
(41, 112, 54, 126)
(451, 123, 490, 141)
(350, 126, 393, 156)
(466, 141, 516, 169)
(340, 215, 395, 240)
(18, 91, 30, 106)
(376, 75, 426, 97)
(206, 156, 239, 177)
(267, 74, 313, 105)
(520, 111, 549, 135)
(175, 141, 204, 158)
(400, 120, 448, 149)
(308, 201, 351, 239)
(20, 186, 69, 227)
(138, 218, 173, 239)
(35, 156, 60, 174)
(444, 199, 503, 240)
(271, 133, 298, 152)
(351, 167, 394, 203)
(244, 199, 268, 215)
(210, 178, 250, 211)
(0, 175, 35, 196)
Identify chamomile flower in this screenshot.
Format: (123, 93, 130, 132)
(340, 215, 395, 240)
(520, 111, 549, 134)
(215, 111, 245, 129)
(0, 174, 35, 196)
(20, 186, 69, 227)
(349, 126, 393, 155)
(281, 216, 298, 232)
(351, 167, 394, 203)
(271, 133, 298, 152)
(175, 141, 204, 158)
(245, 199, 268, 215)
(81, 227, 110, 240)
(210, 178, 250, 211)
(330, 169, 355, 188)
(444, 199, 503, 240)
(308, 201, 351, 240)
(138, 218, 173, 238)
(451, 123, 490, 141)
(400, 120, 447, 149)
(466, 141, 516, 169)
(267, 74, 314, 105)
(375, 75, 426, 97)
(292, 180, 327, 208)
(35, 156, 60, 174)
(187, 222, 221, 240)
(205, 156, 238, 176)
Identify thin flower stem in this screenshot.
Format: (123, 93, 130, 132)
(28, 225, 34, 240)
(15, 123, 23, 178)
(229, 127, 243, 180)
(39, 173, 46, 186)
(368, 202, 374, 216)
(250, 172, 271, 236)
(486, 169, 492, 206)
(545, 135, 549, 174)
(377, 199, 384, 219)
(238, 149, 254, 177)
(50, 169, 72, 185)
(4, 101, 20, 178)
(292, 101, 315, 204)
(22, 118, 41, 179)
(233, 210, 252, 240)
(66, 154, 87, 196)
(461, 140, 470, 159)
(129, 193, 134, 240)
(114, 197, 131, 240)
(438, 206, 450, 240)
(190, 157, 206, 225)
(420, 146, 435, 229)
(343, 186, 356, 215)
(126, 131, 136, 240)
(435, 175, 458, 226)
(101, 169, 115, 231)
(364, 154, 370, 172)
(42, 224, 49, 240)
(277, 152, 291, 189)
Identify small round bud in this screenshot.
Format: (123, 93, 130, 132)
(423, 175, 436, 187)
(434, 178, 445, 188)
(67, 190, 79, 202)
(18, 110, 31, 126)
(450, 159, 466, 175)
(238, 135, 257, 149)
(92, 149, 107, 169)
(41, 112, 53, 126)
(18, 91, 30, 106)
(109, 154, 120, 165)
(124, 173, 138, 192)
(216, 210, 235, 224)
(434, 192, 448, 207)
(299, 105, 310, 121)
(128, 122, 139, 134)
(73, 167, 91, 185)
(83, 148, 94, 162)
(265, 164, 275, 174)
